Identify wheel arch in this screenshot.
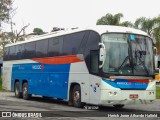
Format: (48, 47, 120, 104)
(14, 79, 19, 91)
(69, 82, 81, 105)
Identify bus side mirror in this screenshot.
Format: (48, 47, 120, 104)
(99, 43, 106, 68)
(99, 48, 105, 61)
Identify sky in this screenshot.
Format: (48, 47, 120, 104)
(4, 0, 160, 34)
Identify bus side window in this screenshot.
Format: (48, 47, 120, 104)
(63, 32, 85, 55)
(4, 47, 9, 61)
(36, 39, 48, 58)
(24, 42, 36, 59)
(15, 44, 25, 60)
(9, 46, 16, 60)
(90, 50, 99, 74)
(48, 37, 63, 57)
(78, 31, 90, 54)
(84, 31, 100, 73)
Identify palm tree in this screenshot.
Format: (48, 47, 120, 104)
(120, 21, 134, 27)
(134, 17, 158, 36)
(96, 13, 123, 25)
(134, 16, 160, 53)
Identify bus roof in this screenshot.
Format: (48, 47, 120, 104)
(5, 25, 149, 47)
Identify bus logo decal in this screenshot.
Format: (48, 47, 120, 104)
(93, 86, 96, 92)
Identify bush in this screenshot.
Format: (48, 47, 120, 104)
(156, 86, 160, 99)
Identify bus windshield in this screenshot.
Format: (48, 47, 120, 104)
(101, 33, 154, 76)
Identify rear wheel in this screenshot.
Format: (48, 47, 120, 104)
(22, 82, 31, 100)
(72, 85, 84, 108)
(113, 105, 124, 108)
(15, 82, 22, 98)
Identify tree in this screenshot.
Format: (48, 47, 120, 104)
(0, 0, 14, 57)
(96, 13, 123, 25)
(96, 13, 134, 28)
(134, 16, 160, 52)
(0, 0, 13, 31)
(120, 21, 134, 27)
(33, 28, 44, 35)
(134, 17, 158, 36)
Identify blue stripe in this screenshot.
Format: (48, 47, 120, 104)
(103, 79, 148, 90)
(11, 63, 70, 99)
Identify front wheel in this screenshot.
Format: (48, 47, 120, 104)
(72, 85, 84, 108)
(22, 83, 31, 100)
(113, 105, 124, 108)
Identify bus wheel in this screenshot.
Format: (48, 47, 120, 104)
(113, 105, 124, 108)
(22, 82, 31, 100)
(72, 85, 84, 108)
(15, 82, 22, 98)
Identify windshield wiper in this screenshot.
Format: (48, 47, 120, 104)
(118, 56, 129, 71)
(135, 51, 149, 75)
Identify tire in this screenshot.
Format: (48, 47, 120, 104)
(72, 85, 84, 108)
(113, 105, 124, 108)
(15, 82, 22, 98)
(22, 82, 31, 100)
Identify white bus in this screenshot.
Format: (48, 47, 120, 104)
(2, 25, 156, 108)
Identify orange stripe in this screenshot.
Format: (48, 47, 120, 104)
(128, 79, 149, 83)
(32, 55, 83, 64)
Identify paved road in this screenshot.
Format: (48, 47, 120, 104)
(0, 92, 159, 120)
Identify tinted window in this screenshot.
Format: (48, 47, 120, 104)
(48, 37, 63, 57)
(4, 47, 10, 61)
(36, 39, 48, 58)
(84, 31, 100, 72)
(90, 50, 99, 74)
(9, 46, 16, 60)
(15, 44, 25, 60)
(78, 31, 90, 54)
(24, 42, 36, 59)
(63, 32, 85, 55)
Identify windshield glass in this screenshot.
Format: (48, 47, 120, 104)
(131, 35, 154, 75)
(101, 33, 154, 76)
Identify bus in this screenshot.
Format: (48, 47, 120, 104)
(2, 25, 156, 108)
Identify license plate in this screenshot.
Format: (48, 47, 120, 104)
(129, 94, 138, 99)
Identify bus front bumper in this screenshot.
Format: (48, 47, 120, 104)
(99, 90, 155, 105)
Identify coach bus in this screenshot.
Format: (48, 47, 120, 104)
(2, 25, 156, 108)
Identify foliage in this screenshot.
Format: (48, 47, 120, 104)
(96, 13, 123, 25)
(96, 13, 135, 28)
(0, 0, 13, 31)
(33, 28, 45, 35)
(134, 17, 158, 36)
(156, 86, 160, 99)
(134, 16, 160, 53)
(120, 21, 134, 27)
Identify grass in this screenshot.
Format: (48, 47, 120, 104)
(156, 86, 160, 99)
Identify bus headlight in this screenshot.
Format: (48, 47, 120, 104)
(108, 91, 117, 96)
(109, 91, 112, 96)
(114, 92, 117, 95)
(149, 91, 154, 95)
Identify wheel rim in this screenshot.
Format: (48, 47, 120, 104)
(15, 87, 19, 95)
(23, 87, 27, 97)
(74, 91, 80, 104)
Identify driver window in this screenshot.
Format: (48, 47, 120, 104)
(90, 50, 99, 74)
